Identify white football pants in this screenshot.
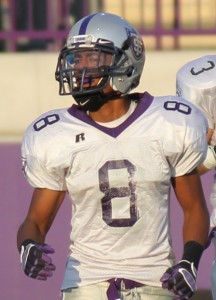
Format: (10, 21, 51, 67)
(61, 282, 174, 300)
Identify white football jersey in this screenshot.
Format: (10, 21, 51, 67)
(176, 55, 216, 146)
(21, 92, 208, 289)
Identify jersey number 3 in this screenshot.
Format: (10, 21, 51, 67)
(190, 60, 215, 76)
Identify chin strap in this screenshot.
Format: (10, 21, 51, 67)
(74, 91, 122, 112)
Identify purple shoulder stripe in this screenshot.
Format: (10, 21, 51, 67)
(79, 13, 98, 35)
(67, 92, 154, 138)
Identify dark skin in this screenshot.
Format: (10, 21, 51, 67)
(17, 189, 66, 246)
(171, 169, 209, 245)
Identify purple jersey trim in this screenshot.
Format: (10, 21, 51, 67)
(79, 13, 98, 35)
(67, 92, 154, 138)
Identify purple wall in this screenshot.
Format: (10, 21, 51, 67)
(0, 143, 214, 299)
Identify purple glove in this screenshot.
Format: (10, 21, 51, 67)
(20, 239, 56, 280)
(160, 260, 197, 300)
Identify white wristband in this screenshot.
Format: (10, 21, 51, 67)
(203, 146, 216, 170)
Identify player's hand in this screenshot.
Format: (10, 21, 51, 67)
(160, 260, 197, 299)
(20, 239, 56, 280)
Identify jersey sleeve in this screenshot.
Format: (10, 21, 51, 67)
(164, 97, 208, 177)
(21, 115, 67, 191)
(176, 55, 216, 131)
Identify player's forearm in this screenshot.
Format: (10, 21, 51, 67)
(17, 220, 46, 250)
(183, 207, 209, 246)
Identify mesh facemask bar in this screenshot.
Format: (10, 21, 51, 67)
(56, 42, 113, 95)
(55, 39, 133, 97)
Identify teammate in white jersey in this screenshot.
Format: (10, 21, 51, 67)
(17, 13, 209, 300)
(176, 54, 216, 300)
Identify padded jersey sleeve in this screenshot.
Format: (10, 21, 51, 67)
(163, 96, 208, 177)
(176, 55, 216, 132)
(21, 111, 68, 191)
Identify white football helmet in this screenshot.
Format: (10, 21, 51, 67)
(55, 12, 145, 111)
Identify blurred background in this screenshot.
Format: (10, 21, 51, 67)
(1, 1, 216, 299)
(0, 0, 216, 52)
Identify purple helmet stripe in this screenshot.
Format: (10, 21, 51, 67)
(79, 13, 98, 35)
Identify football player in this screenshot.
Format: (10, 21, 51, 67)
(176, 54, 216, 300)
(17, 13, 209, 300)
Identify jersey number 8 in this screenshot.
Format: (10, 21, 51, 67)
(99, 159, 138, 228)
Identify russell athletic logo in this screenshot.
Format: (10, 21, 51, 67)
(76, 133, 85, 143)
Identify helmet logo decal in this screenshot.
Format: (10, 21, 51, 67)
(126, 28, 144, 60)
